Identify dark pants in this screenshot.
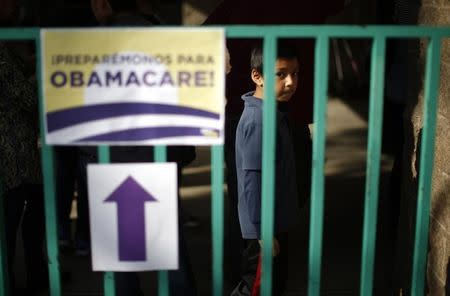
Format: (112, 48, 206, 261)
(168, 168, 197, 296)
(4, 184, 47, 294)
(224, 113, 246, 288)
(383, 101, 406, 233)
(231, 234, 288, 296)
(55, 146, 77, 240)
(168, 227, 197, 296)
(75, 152, 91, 244)
(55, 147, 90, 245)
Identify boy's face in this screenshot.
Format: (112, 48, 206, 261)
(273, 57, 299, 102)
(252, 57, 299, 102)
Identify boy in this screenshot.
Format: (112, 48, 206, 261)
(233, 43, 300, 295)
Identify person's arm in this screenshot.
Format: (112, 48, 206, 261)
(241, 120, 263, 237)
(241, 118, 280, 256)
(245, 169, 262, 231)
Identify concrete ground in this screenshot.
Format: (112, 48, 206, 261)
(12, 97, 398, 295)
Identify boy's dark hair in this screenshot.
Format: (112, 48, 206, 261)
(108, 0, 138, 12)
(250, 40, 298, 74)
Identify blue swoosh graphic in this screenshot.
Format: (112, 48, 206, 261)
(47, 102, 221, 133)
(74, 126, 220, 142)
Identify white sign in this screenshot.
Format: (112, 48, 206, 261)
(87, 163, 178, 271)
(42, 29, 225, 146)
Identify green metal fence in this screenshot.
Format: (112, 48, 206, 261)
(0, 25, 449, 296)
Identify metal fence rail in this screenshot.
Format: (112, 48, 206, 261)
(0, 25, 449, 296)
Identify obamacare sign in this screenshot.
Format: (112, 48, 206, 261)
(41, 28, 225, 146)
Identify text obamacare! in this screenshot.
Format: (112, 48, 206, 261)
(49, 70, 215, 88)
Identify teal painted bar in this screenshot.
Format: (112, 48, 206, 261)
(98, 146, 115, 296)
(0, 26, 444, 41)
(155, 146, 167, 163)
(1, 25, 443, 40)
(0, 28, 39, 40)
(0, 176, 9, 295)
(260, 34, 277, 296)
(158, 272, 169, 296)
(36, 32, 62, 296)
(411, 37, 442, 296)
(225, 25, 450, 38)
(40, 145, 61, 296)
(308, 36, 330, 296)
(103, 272, 115, 296)
(211, 145, 224, 296)
(154, 146, 169, 296)
(98, 146, 111, 163)
(360, 36, 386, 296)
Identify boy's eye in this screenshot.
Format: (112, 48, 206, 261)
(276, 71, 298, 79)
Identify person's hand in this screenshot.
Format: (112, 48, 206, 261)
(258, 238, 280, 257)
(225, 47, 232, 75)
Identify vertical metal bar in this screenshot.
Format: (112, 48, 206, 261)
(103, 272, 115, 296)
(261, 34, 277, 296)
(360, 35, 386, 296)
(98, 146, 111, 163)
(411, 36, 442, 296)
(154, 145, 169, 296)
(98, 146, 115, 296)
(0, 176, 9, 295)
(40, 146, 60, 295)
(308, 35, 329, 296)
(36, 31, 62, 296)
(211, 145, 224, 296)
(155, 146, 167, 163)
(158, 272, 169, 296)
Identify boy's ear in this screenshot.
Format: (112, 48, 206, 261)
(251, 69, 263, 87)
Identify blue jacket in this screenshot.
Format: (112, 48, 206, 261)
(235, 92, 298, 239)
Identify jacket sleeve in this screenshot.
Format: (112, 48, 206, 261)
(240, 120, 262, 234)
(244, 170, 262, 235)
(241, 120, 262, 171)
